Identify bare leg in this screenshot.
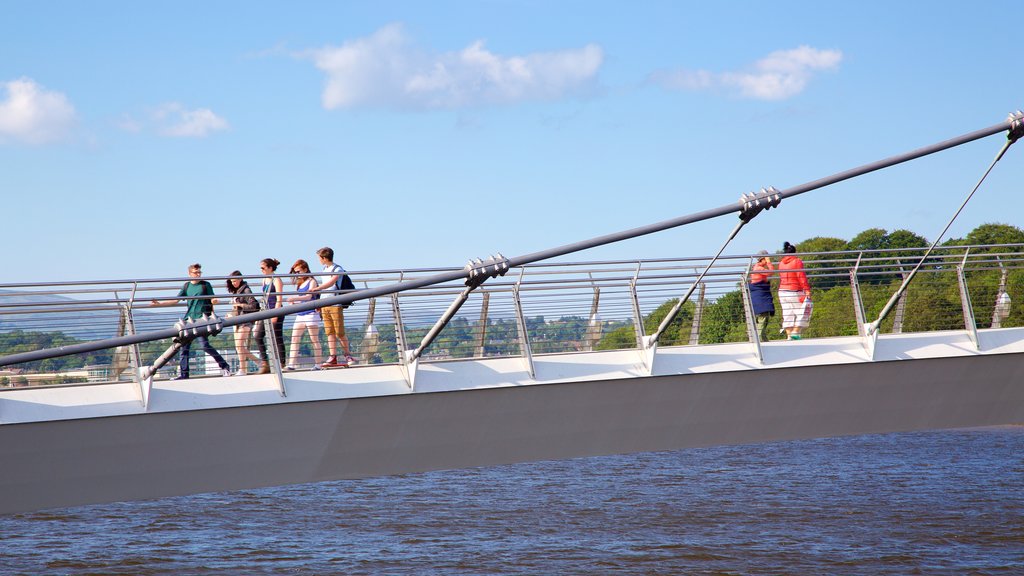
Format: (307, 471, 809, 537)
(288, 323, 306, 367)
(234, 327, 248, 373)
(309, 327, 323, 366)
(327, 334, 338, 358)
(237, 325, 259, 372)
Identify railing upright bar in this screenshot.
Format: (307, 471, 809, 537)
(124, 284, 150, 408)
(630, 263, 645, 352)
(475, 291, 490, 358)
(512, 269, 535, 378)
(739, 266, 764, 365)
(991, 257, 1009, 329)
(361, 289, 380, 364)
(390, 279, 415, 389)
(689, 271, 705, 346)
(849, 253, 875, 359)
(957, 248, 980, 350)
(258, 290, 287, 397)
(584, 283, 601, 352)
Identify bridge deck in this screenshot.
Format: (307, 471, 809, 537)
(3, 328, 1021, 426)
(1, 246, 1022, 513)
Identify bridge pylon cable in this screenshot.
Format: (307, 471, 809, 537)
(645, 186, 781, 350)
(865, 111, 1023, 336)
(0, 113, 1020, 369)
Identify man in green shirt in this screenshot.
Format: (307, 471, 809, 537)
(151, 263, 231, 379)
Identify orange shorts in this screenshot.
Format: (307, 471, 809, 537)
(322, 305, 345, 337)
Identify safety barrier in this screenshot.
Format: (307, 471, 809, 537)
(0, 243, 1020, 390)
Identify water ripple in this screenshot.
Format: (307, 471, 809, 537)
(0, 427, 1022, 574)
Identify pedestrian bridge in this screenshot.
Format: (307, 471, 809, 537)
(0, 244, 1022, 514)
(2, 113, 1023, 514)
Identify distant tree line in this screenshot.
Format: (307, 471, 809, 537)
(2, 224, 1022, 376)
(596, 223, 1024, 348)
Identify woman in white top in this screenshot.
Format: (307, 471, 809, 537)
(285, 259, 323, 370)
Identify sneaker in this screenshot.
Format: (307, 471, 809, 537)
(325, 355, 338, 365)
(343, 355, 357, 366)
(233, 370, 247, 377)
(312, 364, 322, 371)
(321, 359, 338, 368)
(171, 375, 189, 381)
(790, 334, 802, 340)
(221, 368, 232, 377)
(284, 365, 296, 371)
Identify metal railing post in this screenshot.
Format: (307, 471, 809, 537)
(688, 274, 705, 346)
(361, 289, 380, 363)
(629, 263, 645, 351)
(259, 289, 286, 397)
(512, 269, 535, 378)
(991, 257, 1010, 329)
(739, 269, 764, 365)
(125, 284, 149, 407)
(391, 292, 413, 389)
(584, 284, 601, 352)
(956, 249, 980, 350)
(475, 291, 490, 357)
(850, 253, 875, 358)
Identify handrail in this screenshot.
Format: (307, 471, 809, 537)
(1, 114, 1021, 368)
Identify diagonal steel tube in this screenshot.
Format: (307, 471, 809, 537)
(0, 118, 1016, 368)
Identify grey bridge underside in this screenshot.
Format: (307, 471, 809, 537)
(2, 353, 1022, 515)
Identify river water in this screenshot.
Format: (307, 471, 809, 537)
(1, 427, 1021, 575)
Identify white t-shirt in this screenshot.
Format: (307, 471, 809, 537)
(320, 263, 345, 291)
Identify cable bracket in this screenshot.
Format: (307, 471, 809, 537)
(738, 186, 782, 223)
(465, 253, 510, 289)
(1007, 110, 1024, 144)
(173, 313, 224, 343)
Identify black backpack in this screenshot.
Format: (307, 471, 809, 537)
(334, 267, 355, 309)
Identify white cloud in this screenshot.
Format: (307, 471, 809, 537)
(155, 103, 229, 137)
(0, 78, 76, 144)
(651, 46, 842, 100)
(120, 103, 229, 138)
(305, 23, 604, 110)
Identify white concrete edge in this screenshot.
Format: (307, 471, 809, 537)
(1, 328, 1022, 425)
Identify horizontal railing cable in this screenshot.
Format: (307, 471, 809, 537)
(0, 116, 1018, 367)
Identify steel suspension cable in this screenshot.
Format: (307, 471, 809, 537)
(0, 114, 1019, 368)
(647, 220, 748, 347)
(866, 121, 1023, 335)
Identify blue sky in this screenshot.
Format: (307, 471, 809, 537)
(2, 1, 1022, 283)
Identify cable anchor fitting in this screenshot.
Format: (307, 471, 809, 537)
(1007, 110, 1024, 144)
(465, 253, 510, 289)
(172, 313, 224, 344)
(738, 186, 782, 223)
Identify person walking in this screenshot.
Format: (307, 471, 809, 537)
(226, 271, 262, 375)
(312, 246, 356, 367)
(253, 258, 286, 374)
(777, 242, 812, 340)
(150, 263, 231, 379)
(749, 250, 775, 341)
(285, 259, 323, 370)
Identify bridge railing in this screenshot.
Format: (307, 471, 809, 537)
(0, 244, 1021, 388)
